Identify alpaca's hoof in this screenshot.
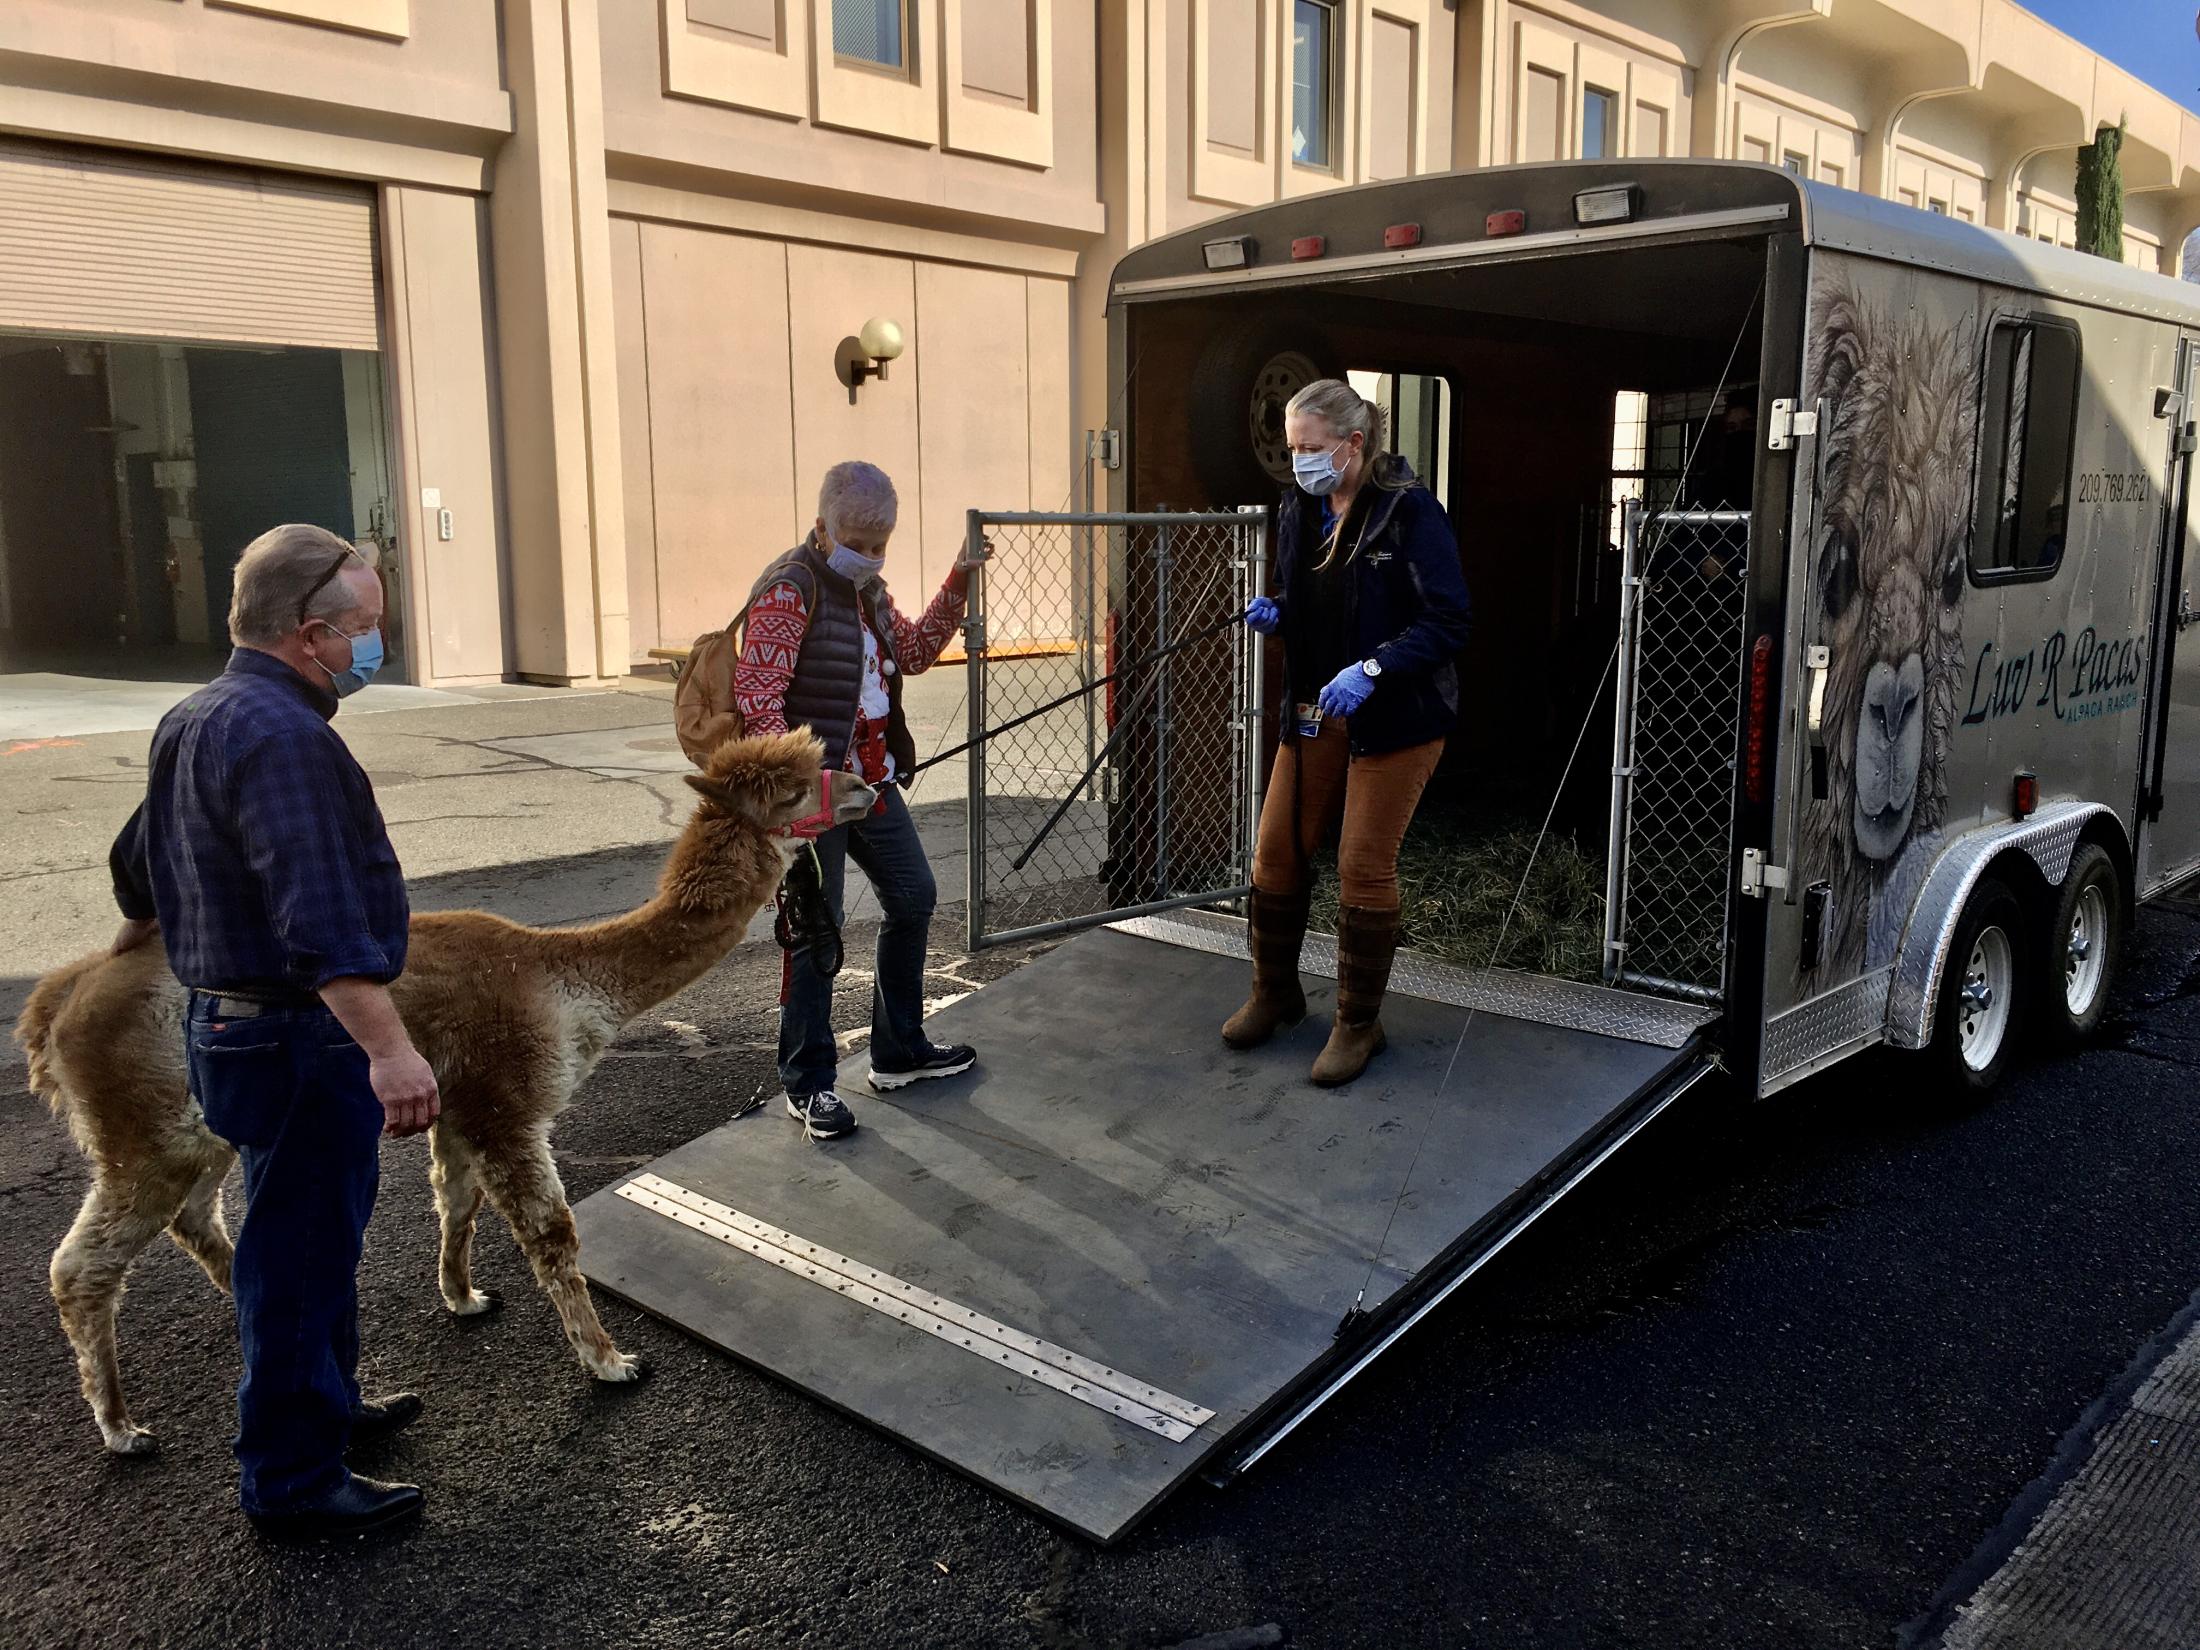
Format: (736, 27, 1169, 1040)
(445, 1289, 501, 1317)
(591, 1351, 650, 1384)
(102, 1424, 158, 1457)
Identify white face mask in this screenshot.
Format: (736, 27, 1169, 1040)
(822, 532, 887, 584)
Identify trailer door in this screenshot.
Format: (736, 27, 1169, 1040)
(2139, 337, 2200, 895)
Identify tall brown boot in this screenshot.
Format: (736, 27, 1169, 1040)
(1311, 904, 1399, 1086)
(1221, 887, 1311, 1048)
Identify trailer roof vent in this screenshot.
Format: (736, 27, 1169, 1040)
(1573, 185, 1639, 226)
(1291, 235, 1327, 260)
(1484, 209, 1527, 237)
(1202, 235, 1255, 271)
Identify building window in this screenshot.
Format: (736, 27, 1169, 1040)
(833, 0, 907, 70)
(1582, 86, 1616, 159)
(1782, 150, 1809, 176)
(1972, 317, 2081, 582)
(1928, 196, 1949, 215)
(1291, 1, 1336, 168)
(1741, 136, 1771, 164)
(1819, 161, 1845, 189)
(1898, 187, 1920, 208)
(1634, 103, 1667, 157)
(1523, 66, 1564, 163)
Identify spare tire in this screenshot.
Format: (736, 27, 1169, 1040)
(1186, 316, 1343, 504)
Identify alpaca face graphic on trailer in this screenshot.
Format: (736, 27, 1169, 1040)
(1798, 273, 1980, 981)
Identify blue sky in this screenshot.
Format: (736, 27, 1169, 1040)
(2023, 0, 2200, 113)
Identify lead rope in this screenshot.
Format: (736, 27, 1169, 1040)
(1337, 277, 1766, 1336)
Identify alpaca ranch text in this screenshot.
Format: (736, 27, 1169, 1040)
(1962, 626, 2148, 727)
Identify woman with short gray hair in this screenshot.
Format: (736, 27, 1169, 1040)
(728, 460, 991, 1140)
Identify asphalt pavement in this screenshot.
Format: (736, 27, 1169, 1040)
(5, 682, 2200, 1648)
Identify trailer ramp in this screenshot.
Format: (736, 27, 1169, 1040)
(574, 917, 1712, 1543)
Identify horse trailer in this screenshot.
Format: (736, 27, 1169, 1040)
(579, 162, 2200, 1543)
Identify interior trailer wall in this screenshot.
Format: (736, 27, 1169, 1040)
(1123, 284, 1762, 811)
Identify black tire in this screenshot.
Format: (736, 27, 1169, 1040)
(1928, 875, 2029, 1098)
(2041, 841, 2124, 1053)
(1186, 316, 1342, 504)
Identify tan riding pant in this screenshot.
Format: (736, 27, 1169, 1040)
(1252, 717, 1444, 910)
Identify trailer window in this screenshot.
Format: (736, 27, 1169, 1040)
(1971, 316, 2081, 582)
(1349, 368, 1450, 507)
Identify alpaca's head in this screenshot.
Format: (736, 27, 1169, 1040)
(1808, 285, 1977, 865)
(683, 730, 877, 836)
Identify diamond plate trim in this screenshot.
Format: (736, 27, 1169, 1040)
(1884, 802, 2116, 1050)
(1763, 967, 1891, 1085)
(1109, 909, 1715, 1049)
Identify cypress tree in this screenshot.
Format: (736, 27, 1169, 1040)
(2076, 120, 2125, 261)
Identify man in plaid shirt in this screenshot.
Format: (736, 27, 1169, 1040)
(108, 523, 437, 1540)
(733, 461, 988, 1139)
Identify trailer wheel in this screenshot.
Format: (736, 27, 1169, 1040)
(1928, 876, 2028, 1096)
(1187, 318, 1341, 503)
(2041, 843, 2123, 1052)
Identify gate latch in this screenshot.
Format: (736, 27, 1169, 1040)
(1739, 848, 1789, 899)
(1090, 428, 1123, 471)
(1766, 398, 1818, 451)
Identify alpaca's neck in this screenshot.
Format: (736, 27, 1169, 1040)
(557, 816, 788, 1022)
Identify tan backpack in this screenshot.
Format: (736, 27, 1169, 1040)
(672, 622, 747, 766)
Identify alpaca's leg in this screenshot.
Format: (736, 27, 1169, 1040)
(51, 1179, 178, 1455)
(479, 1142, 644, 1382)
(429, 1124, 497, 1315)
(164, 1158, 236, 1296)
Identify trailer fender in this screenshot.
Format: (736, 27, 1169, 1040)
(1883, 801, 2123, 1050)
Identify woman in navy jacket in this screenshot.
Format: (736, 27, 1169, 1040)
(1225, 378, 1473, 1084)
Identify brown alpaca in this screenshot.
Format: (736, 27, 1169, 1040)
(16, 730, 873, 1455)
(1796, 277, 1979, 981)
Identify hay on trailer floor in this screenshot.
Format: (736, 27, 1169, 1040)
(1306, 812, 1608, 984)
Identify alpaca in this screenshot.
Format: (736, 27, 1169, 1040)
(1796, 276, 1979, 982)
(16, 730, 873, 1456)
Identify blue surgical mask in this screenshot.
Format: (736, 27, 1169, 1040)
(1292, 442, 1349, 496)
(314, 624, 385, 697)
(824, 533, 888, 585)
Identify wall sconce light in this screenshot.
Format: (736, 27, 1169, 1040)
(837, 316, 906, 402)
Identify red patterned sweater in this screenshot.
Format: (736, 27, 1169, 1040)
(733, 564, 967, 785)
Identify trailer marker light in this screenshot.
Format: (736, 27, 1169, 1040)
(2013, 770, 2038, 820)
(1573, 185, 1639, 226)
(1745, 634, 1774, 805)
(1383, 222, 1423, 249)
(1485, 209, 1527, 237)
(1291, 235, 1327, 260)
(1202, 236, 1254, 271)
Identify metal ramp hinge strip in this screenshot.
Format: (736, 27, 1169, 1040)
(614, 1174, 1214, 1442)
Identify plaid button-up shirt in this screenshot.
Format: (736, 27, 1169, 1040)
(110, 647, 409, 994)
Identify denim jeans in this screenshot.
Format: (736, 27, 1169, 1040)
(779, 785, 936, 1097)
(185, 994, 382, 1515)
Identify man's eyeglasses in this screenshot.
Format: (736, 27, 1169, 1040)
(297, 549, 364, 626)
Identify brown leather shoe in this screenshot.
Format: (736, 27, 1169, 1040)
(1222, 886, 1312, 1048)
(1312, 904, 1400, 1086)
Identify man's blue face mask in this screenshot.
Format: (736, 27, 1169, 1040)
(312, 623, 385, 697)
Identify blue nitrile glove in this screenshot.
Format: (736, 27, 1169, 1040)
(1244, 595, 1281, 635)
(1318, 661, 1378, 718)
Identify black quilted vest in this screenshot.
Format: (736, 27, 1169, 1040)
(746, 540, 916, 781)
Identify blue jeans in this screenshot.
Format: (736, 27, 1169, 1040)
(186, 994, 382, 1515)
(779, 785, 936, 1097)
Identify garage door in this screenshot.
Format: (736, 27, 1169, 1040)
(0, 139, 378, 351)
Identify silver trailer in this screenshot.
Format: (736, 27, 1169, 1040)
(579, 162, 2200, 1544)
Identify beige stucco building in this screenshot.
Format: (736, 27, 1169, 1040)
(2, 0, 2198, 686)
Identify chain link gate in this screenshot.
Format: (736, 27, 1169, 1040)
(1604, 502, 1752, 1001)
(962, 509, 1268, 950)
